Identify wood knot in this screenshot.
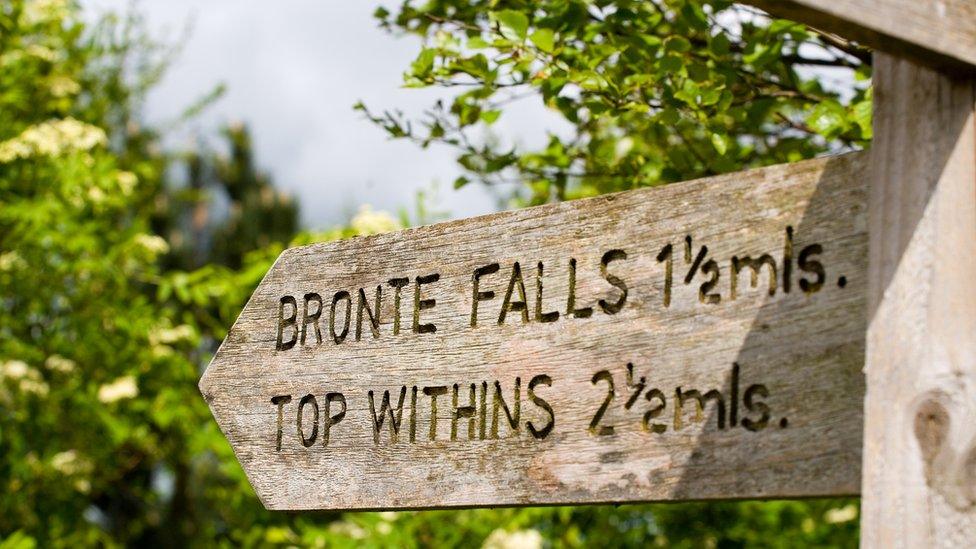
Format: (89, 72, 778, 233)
(913, 391, 976, 510)
(914, 396, 950, 467)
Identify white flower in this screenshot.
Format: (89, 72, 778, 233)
(1, 361, 48, 396)
(87, 186, 106, 204)
(45, 355, 76, 373)
(482, 529, 543, 549)
(51, 450, 78, 473)
(98, 376, 138, 403)
(328, 521, 367, 540)
(351, 205, 401, 236)
(24, 44, 57, 62)
(824, 504, 858, 524)
(151, 345, 174, 359)
(48, 76, 80, 98)
(0, 251, 26, 271)
(1, 360, 30, 379)
(19, 378, 49, 396)
(51, 450, 92, 481)
(134, 234, 170, 256)
(117, 171, 138, 195)
(0, 118, 107, 163)
(150, 325, 194, 345)
(23, 0, 70, 25)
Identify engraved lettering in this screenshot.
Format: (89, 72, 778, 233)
(783, 226, 794, 293)
(451, 383, 477, 441)
(388, 277, 409, 335)
(624, 363, 645, 410)
(527, 374, 554, 440)
(674, 387, 726, 430)
(588, 370, 615, 436)
(301, 293, 323, 345)
(490, 378, 521, 438)
(356, 286, 382, 341)
(330, 290, 352, 344)
(598, 249, 628, 315)
(479, 381, 488, 439)
(499, 262, 529, 325)
(699, 259, 721, 304)
(642, 388, 667, 434)
(322, 392, 346, 447)
(297, 394, 319, 448)
(276, 296, 298, 351)
(409, 385, 418, 443)
(369, 386, 407, 444)
(798, 244, 825, 294)
(471, 263, 499, 327)
(271, 395, 292, 451)
(534, 262, 559, 323)
(741, 384, 771, 431)
(731, 254, 778, 299)
(730, 363, 740, 427)
(413, 273, 439, 334)
(423, 385, 448, 440)
(566, 258, 593, 318)
(656, 243, 673, 308)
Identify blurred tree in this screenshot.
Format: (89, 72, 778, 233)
(160, 123, 299, 271)
(0, 0, 202, 544)
(0, 1, 309, 546)
(207, 124, 299, 269)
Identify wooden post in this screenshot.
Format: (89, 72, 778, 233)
(861, 53, 976, 546)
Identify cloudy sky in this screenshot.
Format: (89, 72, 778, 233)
(83, 0, 569, 228)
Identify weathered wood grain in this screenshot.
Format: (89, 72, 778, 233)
(861, 53, 976, 547)
(742, 0, 976, 72)
(199, 153, 868, 511)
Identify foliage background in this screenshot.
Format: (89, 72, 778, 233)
(0, 0, 864, 546)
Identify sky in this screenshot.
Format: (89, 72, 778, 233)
(78, 2, 855, 230)
(82, 0, 570, 229)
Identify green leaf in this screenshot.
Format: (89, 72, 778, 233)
(852, 98, 873, 139)
(410, 48, 437, 77)
(674, 79, 703, 107)
(806, 100, 848, 138)
(529, 28, 555, 53)
(658, 55, 683, 72)
(467, 36, 490, 50)
(686, 62, 709, 82)
(710, 132, 728, 155)
(453, 176, 471, 189)
(492, 10, 529, 41)
(659, 108, 681, 125)
(744, 41, 783, 68)
(768, 19, 802, 35)
(709, 33, 730, 56)
(664, 36, 691, 53)
(480, 110, 501, 125)
(699, 87, 723, 106)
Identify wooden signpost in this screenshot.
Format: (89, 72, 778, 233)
(201, 1, 975, 546)
(200, 154, 867, 510)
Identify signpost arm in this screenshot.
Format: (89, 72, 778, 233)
(861, 53, 976, 546)
(744, 0, 976, 72)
